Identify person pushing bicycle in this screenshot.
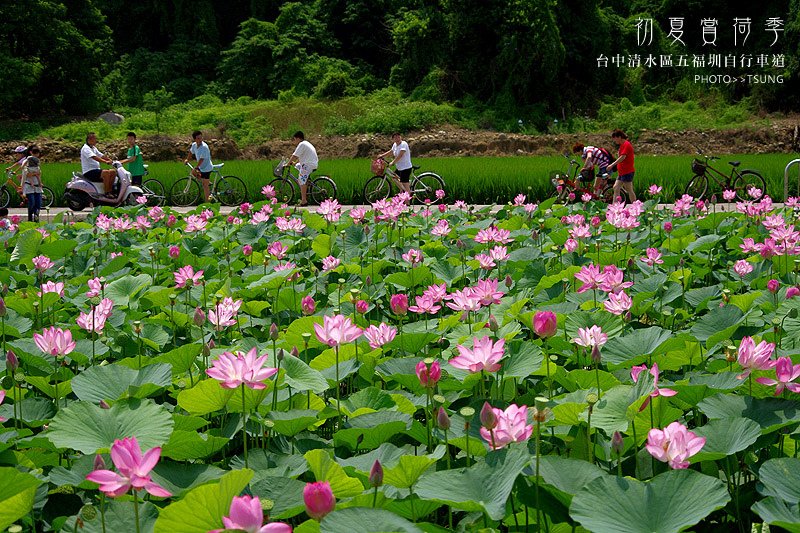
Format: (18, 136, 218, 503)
(284, 131, 318, 207)
(572, 143, 613, 195)
(377, 132, 412, 194)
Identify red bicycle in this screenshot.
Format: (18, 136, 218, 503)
(549, 153, 615, 203)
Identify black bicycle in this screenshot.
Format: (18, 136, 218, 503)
(269, 159, 337, 205)
(363, 160, 445, 204)
(685, 149, 766, 201)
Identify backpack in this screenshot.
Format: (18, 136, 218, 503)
(595, 147, 613, 165)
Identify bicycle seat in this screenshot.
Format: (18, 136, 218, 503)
(212, 163, 225, 170)
(412, 165, 420, 170)
(728, 161, 740, 167)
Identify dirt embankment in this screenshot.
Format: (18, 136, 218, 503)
(4, 123, 800, 163)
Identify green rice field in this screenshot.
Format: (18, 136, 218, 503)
(32, 154, 800, 206)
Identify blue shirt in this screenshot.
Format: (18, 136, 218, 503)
(190, 141, 213, 172)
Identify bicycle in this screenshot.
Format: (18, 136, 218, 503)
(549, 153, 615, 203)
(269, 159, 337, 205)
(1, 170, 55, 209)
(685, 149, 766, 201)
(139, 165, 166, 207)
(362, 159, 445, 204)
(170, 162, 248, 207)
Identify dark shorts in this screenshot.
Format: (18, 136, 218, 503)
(131, 175, 143, 186)
(618, 172, 634, 183)
(397, 168, 412, 183)
(84, 169, 102, 182)
(199, 171, 211, 180)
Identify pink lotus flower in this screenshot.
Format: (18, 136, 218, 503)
(39, 281, 65, 298)
(314, 314, 363, 347)
(390, 294, 409, 316)
(32, 255, 54, 272)
(184, 214, 207, 233)
(641, 248, 664, 266)
(479, 404, 533, 450)
(444, 287, 482, 312)
(604, 291, 633, 316)
(208, 297, 243, 330)
(301, 295, 316, 315)
(206, 347, 279, 389)
(733, 260, 753, 278)
(645, 422, 706, 469)
(423, 283, 447, 302)
(449, 336, 505, 373)
(34, 326, 76, 357)
(317, 199, 342, 223)
(349, 207, 366, 223)
(737, 336, 776, 379)
(268, 241, 288, 260)
(85, 277, 104, 298)
(663, 221, 673, 233)
(756, 357, 800, 395)
(788, 286, 800, 299)
(416, 360, 441, 388)
(408, 294, 441, 315)
(489, 245, 509, 262)
(533, 311, 557, 338)
(363, 323, 397, 349)
(564, 238, 578, 253)
(722, 189, 736, 201)
(599, 265, 633, 294)
(77, 299, 114, 334)
(262, 185, 276, 199)
(435, 189, 445, 200)
(472, 278, 504, 306)
(475, 253, 496, 270)
(572, 325, 607, 349)
(174, 265, 204, 288)
(243, 244, 253, 256)
(168, 246, 180, 259)
(211, 495, 292, 533)
(631, 363, 677, 410)
(166, 214, 177, 227)
(648, 184, 663, 195)
(355, 300, 368, 314)
(402, 248, 423, 265)
(275, 217, 306, 232)
(321, 256, 340, 272)
(148, 206, 165, 222)
(431, 219, 451, 237)
(85, 436, 171, 498)
(575, 264, 603, 293)
(304, 481, 335, 521)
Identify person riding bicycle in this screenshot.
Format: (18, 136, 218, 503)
(285, 131, 318, 207)
(378, 132, 413, 194)
(184, 130, 214, 202)
(81, 133, 117, 198)
(572, 143, 613, 194)
(6, 145, 29, 175)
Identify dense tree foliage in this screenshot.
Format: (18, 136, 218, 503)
(1, 0, 798, 126)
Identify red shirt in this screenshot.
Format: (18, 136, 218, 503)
(617, 140, 634, 175)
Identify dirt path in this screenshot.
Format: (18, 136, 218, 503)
(5, 121, 800, 163)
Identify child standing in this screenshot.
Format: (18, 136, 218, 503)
(121, 132, 145, 186)
(21, 146, 43, 222)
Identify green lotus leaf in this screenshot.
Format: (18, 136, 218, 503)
(104, 274, 152, 308)
(757, 458, 800, 503)
(570, 469, 729, 533)
(305, 449, 365, 498)
(48, 398, 174, 454)
(71, 363, 172, 403)
(752, 497, 800, 532)
(691, 417, 762, 462)
(320, 508, 423, 533)
(281, 355, 329, 393)
(0, 467, 42, 530)
(269, 409, 319, 437)
(177, 378, 234, 416)
(250, 475, 308, 519)
(161, 429, 228, 460)
(65, 500, 158, 533)
(153, 469, 253, 533)
(698, 393, 800, 433)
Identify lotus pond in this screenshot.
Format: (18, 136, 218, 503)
(0, 191, 799, 533)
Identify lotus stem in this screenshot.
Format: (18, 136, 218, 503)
(241, 383, 249, 469)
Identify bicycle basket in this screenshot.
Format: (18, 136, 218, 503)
(692, 159, 707, 175)
(273, 160, 287, 178)
(371, 158, 386, 176)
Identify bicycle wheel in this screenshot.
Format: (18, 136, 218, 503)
(215, 175, 248, 206)
(602, 184, 616, 203)
(142, 179, 166, 207)
(411, 172, 445, 204)
(0, 187, 11, 209)
(310, 175, 337, 204)
(170, 177, 200, 207)
(41, 187, 55, 208)
(363, 176, 390, 204)
(269, 177, 295, 204)
(684, 174, 708, 200)
(732, 170, 766, 201)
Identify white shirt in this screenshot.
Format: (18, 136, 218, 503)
(81, 144, 103, 174)
(392, 141, 412, 171)
(292, 140, 318, 169)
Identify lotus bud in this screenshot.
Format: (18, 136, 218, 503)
(664, 221, 673, 233)
(767, 279, 779, 294)
(480, 402, 497, 430)
(291, 346, 300, 358)
(532, 311, 557, 338)
(303, 481, 335, 521)
(591, 345, 602, 364)
(0, 297, 5, 318)
(456, 239, 465, 250)
(611, 431, 624, 456)
(193, 307, 205, 326)
(356, 300, 369, 314)
(6, 350, 18, 372)
(487, 314, 499, 332)
(437, 407, 451, 431)
(99, 400, 111, 409)
(369, 460, 384, 487)
(504, 274, 513, 288)
(365, 275, 372, 286)
(93, 454, 106, 470)
(787, 286, 800, 299)
(390, 294, 408, 316)
(270, 323, 280, 340)
(277, 348, 284, 362)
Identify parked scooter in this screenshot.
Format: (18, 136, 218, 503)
(63, 162, 144, 211)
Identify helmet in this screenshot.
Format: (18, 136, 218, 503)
(14, 145, 27, 153)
